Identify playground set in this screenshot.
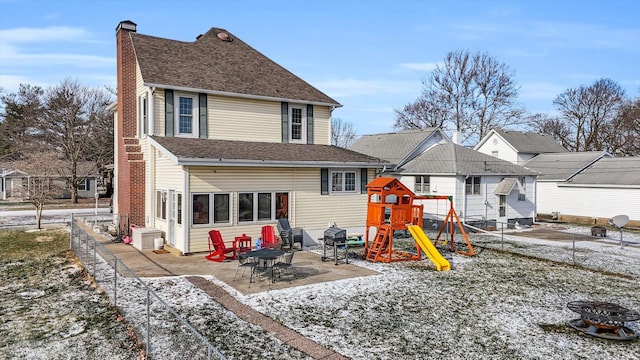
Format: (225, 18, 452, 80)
(364, 177, 475, 271)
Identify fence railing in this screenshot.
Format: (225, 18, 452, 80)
(69, 216, 226, 360)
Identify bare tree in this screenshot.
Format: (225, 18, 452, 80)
(604, 97, 640, 155)
(526, 113, 572, 150)
(331, 118, 358, 148)
(15, 152, 65, 229)
(395, 50, 524, 145)
(38, 79, 113, 203)
(553, 78, 625, 152)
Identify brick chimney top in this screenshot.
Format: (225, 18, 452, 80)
(116, 20, 137, 33)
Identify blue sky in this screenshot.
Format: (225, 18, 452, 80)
(1, 0, 639, 137)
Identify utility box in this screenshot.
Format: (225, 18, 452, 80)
(132, 227, 164, 250)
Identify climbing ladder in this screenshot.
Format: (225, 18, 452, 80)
(366, 225, 391, 261)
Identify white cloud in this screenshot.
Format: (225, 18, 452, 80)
(0, 26, 92, 44)
(398, 62, 439, 71)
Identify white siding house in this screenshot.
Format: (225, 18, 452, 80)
(475, 128, 567, 165)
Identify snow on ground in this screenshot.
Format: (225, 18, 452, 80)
(120, 224, 640, 359)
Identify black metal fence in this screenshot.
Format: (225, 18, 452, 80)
(69, 216, 226, 360)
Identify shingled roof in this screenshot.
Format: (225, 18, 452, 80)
(566, 157, 640, 186)
(349, 128, 444, 165)
(491, 129, 567, 154)
(130, 27, 340, 106)
(399, 143, 538, 176)
(523, 151, 611, 181)
(149, 136, 388, 167)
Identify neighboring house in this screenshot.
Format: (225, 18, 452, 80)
(1, 164, 99, 200)
(475, 128, 567, 165)
(112, 21, 386, 255)
(351, 130, 538, 226)
(523, 152, 640, 225)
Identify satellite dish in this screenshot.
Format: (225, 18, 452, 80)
(610, 215, 629, 228)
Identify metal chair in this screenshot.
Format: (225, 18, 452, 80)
(233, 252, 258, 286)
(271, 251, 295, 282)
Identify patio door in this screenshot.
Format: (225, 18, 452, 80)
(168, 189, 176, 247)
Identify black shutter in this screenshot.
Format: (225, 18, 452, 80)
(281, 102, 289, 143)
(165, 89, 174, 137)
(199, 93, 207, 139)
(306, 104, 314, 144)
(360, 168, 368, 194)
(86, 179, 91, 191)
(321, 168, 329, 195)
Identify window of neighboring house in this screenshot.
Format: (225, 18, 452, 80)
(465, 176, 481, 195)
(77, 178, 88, 191)
(518, 176, 526, 201)
(238, 191, 289, 223)
(491, 150, 499, 158)
(414, 175, 430, 193)
(192, 193, 231, 226)
(176, 192, 182, 225)
(139, 93, 148, 136)
(156, 190, 167, 220)
(331, 170, 357, 193)
(499, 195, 506, 217)
(289, 104, 306, 143)
(175, 93, 198, 137)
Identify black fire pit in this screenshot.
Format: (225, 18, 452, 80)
(567, 300, 640, 341)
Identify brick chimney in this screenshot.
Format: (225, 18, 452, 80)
(116, 20, 145, 228)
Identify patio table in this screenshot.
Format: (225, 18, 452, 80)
(246, 249, 285, 279)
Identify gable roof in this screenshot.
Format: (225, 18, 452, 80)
(149, 136, 388, 167)
(567, 157, 640, 186)
(523, 151, 611, 181)
(349, 128, 445, 166)
(476, 129, 567, 154)
(130, 27, 340, 106)
(399, 143, 537, 176)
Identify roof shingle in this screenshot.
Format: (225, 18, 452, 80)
(130, 28, 340, 106)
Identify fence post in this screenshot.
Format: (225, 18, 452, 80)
(93, 238, 97, 277)
(147, 287, 151, 357)
(501, 222, 504, 249)
(70, 214, 74, 249)
(572, 233, 576, 265)
(114, 257, 118, 308)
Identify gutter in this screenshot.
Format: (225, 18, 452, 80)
(144, 82, 342, 108)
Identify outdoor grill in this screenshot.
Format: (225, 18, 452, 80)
(324, 227, 347, 246)
(321, 227, 348, 265)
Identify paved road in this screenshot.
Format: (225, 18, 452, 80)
(0, 207, 111, 218)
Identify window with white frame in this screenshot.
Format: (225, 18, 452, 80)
(175, 92, 198, 137)
(238, 191, 289, 223)
(156, 190, 167, 220)
(499, 195, 506, 216)
(465, 176, 481, 195)
(289, 104, 305, 143)
(414, 175, 430, 193)
(331, 170, 357, 193)
(139, 93, 149, 136)
(77, 178, 88, 191)
(192, 193, 231, 226)
(518, 176, 526, 201)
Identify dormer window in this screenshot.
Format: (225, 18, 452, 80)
(289, 104, 306, 143)
(175, 92, 199, 137)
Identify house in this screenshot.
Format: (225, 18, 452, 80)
(475, 128, 567, 165)
(112, 21, 387, 255)
(350, 130, 538, 227)
(523, 152, 640, 226)
(1, 163, 100, 201)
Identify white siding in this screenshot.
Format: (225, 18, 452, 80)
(537, 182, 640, 221)
(313, 106, 331, 145)
(476, 133, 519, 164)
(186, 167, 371, 253)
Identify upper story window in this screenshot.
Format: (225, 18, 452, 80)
(465, 176, 481, 195)
(289, 104, 306, 143)
(414, 175, 430, 193)
(175, 92, 199, 137)
(139, 93, 149, 136)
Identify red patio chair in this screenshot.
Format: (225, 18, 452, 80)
(261, 225, 280, 249)
(205, 230, 237, 262)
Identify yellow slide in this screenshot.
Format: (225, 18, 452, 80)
(407, 225, 451, 271)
